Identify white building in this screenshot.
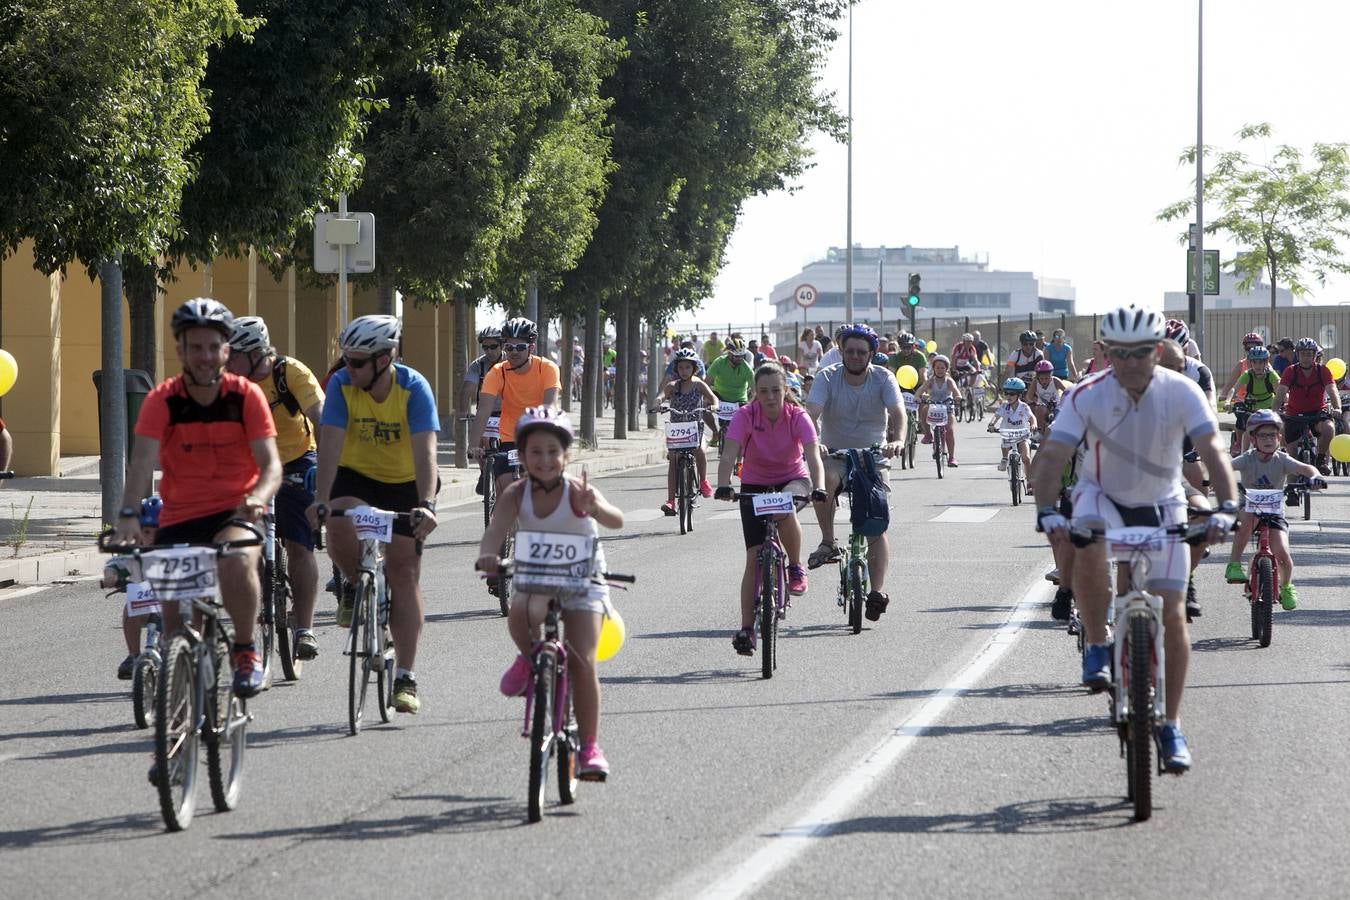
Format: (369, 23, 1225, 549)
(768, 246, 1076, 338)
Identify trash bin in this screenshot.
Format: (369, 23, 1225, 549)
(92, 369, 154, 456)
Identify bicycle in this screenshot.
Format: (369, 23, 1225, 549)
(728, 491, 809, 679)
(494, 538, 635, 823)
(825, 449, 886, 634)
(655, 405, 703, 535)
(1228, 400, 1252, 456)
(997, 424, 1030, 506)
(1232, 483, 1325, 646)
(1068, 516, 1223, 822)
(900, 393, 919, 470)
(711, 399, 739, 451)
(484, 445, 524, 614)
(925, 399, 956, 478)
(967, 382, 986, 422)
(99, 524, 263, 831)
(323, 506, 414, 735)
(105, 556, 164, 729)
(257, 498, 289, 683)
(1286, 416, 1321, 521)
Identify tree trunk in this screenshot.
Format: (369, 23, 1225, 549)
(123, 257, 158, 377)
(1269, 261, 1278, 341)
(453, 293, 469, 468)
(647, 321, 661, 431)
(536, 290, 549, 363)
(627, 311, 641, 432)
(581, 296, 601, 447)
(560, 316, 574, 413)
(614, 299, 629, 439)
(378, 271, 397, 316)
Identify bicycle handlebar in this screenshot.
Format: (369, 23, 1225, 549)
(1067, 514, 1235, 550)
(98, 519, 264, 556)
(0, 471, 14, 479)
(480, 560, 637, 586)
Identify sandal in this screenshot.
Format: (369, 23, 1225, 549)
(807, 541, 841, 570)
(731, 628, 755, 656)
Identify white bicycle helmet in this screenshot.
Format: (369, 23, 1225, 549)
(1100, 304, 1165, 343)
(229, 316, 271, 354)
(515, 406, 574, 450)
(339, 315, 401, 353)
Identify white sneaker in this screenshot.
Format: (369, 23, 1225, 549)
(997, 458, 1007, 472)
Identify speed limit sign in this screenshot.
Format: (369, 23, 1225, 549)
(794, 283, 818, 308)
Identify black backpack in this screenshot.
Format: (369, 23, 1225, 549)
(847, 448, 889, 538)
(272, 356, 301, 415)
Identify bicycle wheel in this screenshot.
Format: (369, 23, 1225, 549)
(847, 558, 864, 635)
(207, 634, 247, 812)
(376, 577, 396, 723)
(348, 574, 375, 735)
(1255, 556, 1274, 648)
(1127, 614, 1153, 822)
(154, 634, 198, 831)
(275, 544, 300, 681)
(257, 558, 276, 689)
(557, 680, 579, 805)
(133, 654, 157, 730)
(759, 548, 778, 680)
(934, 427, 945, 479)
(483, 464, 496, 530)
(528, 652, 554, 823)
(1009, 453, 1022, 506)
(678, 456, 691, 536)
(498, 531, 515, 616)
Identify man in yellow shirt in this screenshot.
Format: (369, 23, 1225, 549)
(227, 317, 326, 661)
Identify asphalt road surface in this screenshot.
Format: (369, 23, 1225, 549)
(4, 424, 1349, 899)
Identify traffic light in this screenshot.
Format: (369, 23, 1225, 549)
(906, 273, 921, 308)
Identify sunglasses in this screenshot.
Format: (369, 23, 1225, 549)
(1107, 345, 1156, 360)
(342, 352, 387, 369)
(503, 342, 530, 353)
(481, 343, 501, 351)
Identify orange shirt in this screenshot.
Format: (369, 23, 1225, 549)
(481, 357, 562, 442)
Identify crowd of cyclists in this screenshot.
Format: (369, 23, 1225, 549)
(106, 295, 1348, 795)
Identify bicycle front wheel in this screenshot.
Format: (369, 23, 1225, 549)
(133, 654, 157, 730)
(1009, 454, 1022, 506)
(155, 634, 199, 831)
(258, 558, 276, 690)
(207, 634, 247, 812)
(847, 559, 864, 635)
(275, 544, 300, 681)
(498, 531, 515, 616)
(934, 428, 945, 479)
(1255, 556, 1274, 648)
(759, 549, 779, 680)
(1127, 614, 1153, 822)
(679, 455, 695, 535)
(528, 653, 555, 823)
(348, 574, 375, 735)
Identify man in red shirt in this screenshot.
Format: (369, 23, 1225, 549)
(1276, 337, 1341, 475)
(113, 299, 282, 697)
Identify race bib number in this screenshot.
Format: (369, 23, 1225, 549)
(506, 448, 520, 466)
(972, 386, 985, 399)
(125, 581, 159, 617)
(484, 416, 500, 439)
(716, 401, 739, 421)
(141, 547, 219, 603)
(513, 531, 596, 595)
(1244, 489, 1283, 515)
(926, 405, 948, 426)
(1000, 427, 1030, 447)
(1106, 526, 1166, 554)
(348, 505, 395, 543)
(605, 366, 617, 376)
(665, 420, 700, 449)
(902, 393, 919, 412)
(750, 492, 795, 516)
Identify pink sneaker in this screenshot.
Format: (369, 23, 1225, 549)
(579, 742, 609, 781)
(787, 564, 808, 595)
(699, 479, 713, 498)
(948, 458, 959, 467)
(921, 434, 933, 444)
(499, 654, 531, 697)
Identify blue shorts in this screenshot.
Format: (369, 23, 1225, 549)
(276, 453, 316, 551)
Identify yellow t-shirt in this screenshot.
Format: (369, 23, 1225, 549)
(264, 356, 325, 464)
(323, 364, 439, 484)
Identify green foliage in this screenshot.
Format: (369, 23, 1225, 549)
(1160, 123, 1350, 296)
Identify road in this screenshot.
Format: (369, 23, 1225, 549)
(3, 424, 1349, 899)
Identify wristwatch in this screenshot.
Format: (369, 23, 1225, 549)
(118, 506, 139, 519)
(1217, 500, 1239, 514)
(415, 499, 437, 514)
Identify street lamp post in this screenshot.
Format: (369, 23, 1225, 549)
(844, 2, 853, 324)
(1192, 0, 1206, 353)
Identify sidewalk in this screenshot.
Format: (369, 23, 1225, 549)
(0, 423, 668, 587)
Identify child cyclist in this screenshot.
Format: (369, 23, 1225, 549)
(1222, 346, 1278, 453)
(1028, 360, 1068, 438)
(714, 362, 827, 656)
(105, 496, 161, 680)
(917, 354, 964, 464)
(656, 348, 717, 514)
(477, 407, 624, 780)
(1223, 410, 1324, 611)
(987, 377, 1037, 487)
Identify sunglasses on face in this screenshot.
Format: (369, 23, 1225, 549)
(481, 343, 501, 351)
(503, 342, 530, 353)
(342, 352, 386, 369)
(1107, 345, 1155, 360)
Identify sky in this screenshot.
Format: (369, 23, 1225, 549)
(695, 0, 1350, 329)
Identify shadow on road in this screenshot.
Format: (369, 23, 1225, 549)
(0, 812, 162, 849)
(1275, 608, 1350, 627)
(875, 682, 1085, 702)
(602, 668, 755, 687)
(811, 795, 1136, 836)
(217, 794, 528, 839)
(0, 690, 125, 707)
(1190, 636, 1254, 652)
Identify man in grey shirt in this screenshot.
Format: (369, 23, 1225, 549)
(804, 325, 907, 621)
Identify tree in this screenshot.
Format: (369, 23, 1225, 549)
(1160, 123, 1350, 337)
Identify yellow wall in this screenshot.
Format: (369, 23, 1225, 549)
(0, 241, 61, 475)
(58, 271, 130, 455)
(257, 263, 294, 358)
(159, 260, 212, 381)
(294, 277, 340, 376)
(401, 299, 440, 414)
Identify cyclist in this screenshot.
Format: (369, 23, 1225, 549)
(662, 340, 706, 388)
(478, 407, 623, 780)
(951, 333, 981, 392)
(1271, 337, 1296, 375)
(1223, 410, 1323, 611)
(1045, 328, 1079, 380)
(715, 362, 827, 654)
(1222, 346, 1278, 452)
(803, 323, 906, 622)
(309, 315, 439, 714)
(657, 348, 717, 514)
(113, 298, 281, 699)
(226, 316, 326, 661)
(1220, 331, 1267, 400)
(1005, 331, 1044, 379)
(1165, 319, 1202, 360)
(890, 332, 928, 384)
(703, 339, 754, 441)
(1031, 304, 1237, 772)
(816, 325, 848, 370)
(109, 496, 160, 679)
(916, 354, 963, 465)
(986, 377, 1036, 482)
(468, 317, 562, 502)
(797, 328, 823, 373)
(971, 330, 991, 372)
(1275, 337, 1340, 475)
(1028, 360, 1067, 438)
(463, 325, 504, 494)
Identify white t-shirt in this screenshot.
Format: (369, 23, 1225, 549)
(1046, 367, 1217, 506)
(817, 346, 842, 370)
(995, 401, 1034, 429)
(1183, 338, 1201, 360)
(798, 339, 823, 369)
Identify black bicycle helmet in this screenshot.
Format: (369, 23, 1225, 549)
(171, 298, 234, 338)
(478, 325, 502, 343)
(501, 317, 538, 343)
(1019, 330, 1037, 344)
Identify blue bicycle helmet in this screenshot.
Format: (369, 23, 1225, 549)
(1002, 377, 1027, 393)
(873, 351, 890, 365)
(1246, 346, 1271, 362)
(837, 322, 880, 353)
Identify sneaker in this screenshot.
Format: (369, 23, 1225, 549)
(474, 469, 486, 495)
(787, 564, 808, 595)
(1224, 561, 1246, 583)
(117, 654, 136, 681)
(1081, 643, 1112, 692)
(1051, 588, 1073, 621)
(1316, 454, 1332, 476)
(732, 629, 755, 656)
(337, 583, 355, 628)
(997, 458, 1007, 472)
(699, 480, 713, 498)
(921, 433, 933, 444)
(295, 632, 319, 661)
(1157, 724, 1193, 772)
(661, 500, 677, 516)
(325, 570, 340, 594)
(1279, 582, 1297, 611)
(1044, 567, 1060, 584)
(231, 646, 265, 698)
(865, 590, 889, 621)
(578, 742, 610, 781)
(1185, 577, 1201, 620)
(500, 654, 531, 697)
(393, 676, 420, 713)
(948, 458, 960, 467)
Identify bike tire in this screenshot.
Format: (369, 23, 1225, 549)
(376, 578, 396, 724)
(557, 683, 579, 805)
(678, 457, 691, 536)
(1303, 483, 1312, 521)
(759, 549, 778, 680)
(847, 559, 864, 635)
(1128, 614, 1153, 822)
(934, 427, 945, 479)
(499, 531, 515, 616)
(133, 655, 156, 730)
(483, 465, 496, 530)
(275, 544, 300, 681)
(155, 634, 198, 831)
(1256, 556, 1274, 648)
(528, 652, 554, 823)
(1009, 454, 1022, 506)
(207, 634, 246, 812)
(258, 558, 276, 690)
(348, 574, 374, 735)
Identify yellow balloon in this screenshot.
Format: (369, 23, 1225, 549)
(1327, 357, 1346, 381)
(596, 610, 626, 662)
(896, 364, 919, 390)
(1331, 433, 1350, 464)
(0, 350, 16, 397)
(926, 340, 937, 353)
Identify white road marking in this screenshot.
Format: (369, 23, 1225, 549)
(687, 572, 1052, 900)
(624, 508, 665, 522)
(931, 506, 1000, 523)
(0, 585, 54, 601)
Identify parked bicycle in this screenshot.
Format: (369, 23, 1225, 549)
(728, 491, 809, 679)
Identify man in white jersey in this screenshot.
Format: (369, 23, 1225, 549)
(1032, 304, 1237, 773)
